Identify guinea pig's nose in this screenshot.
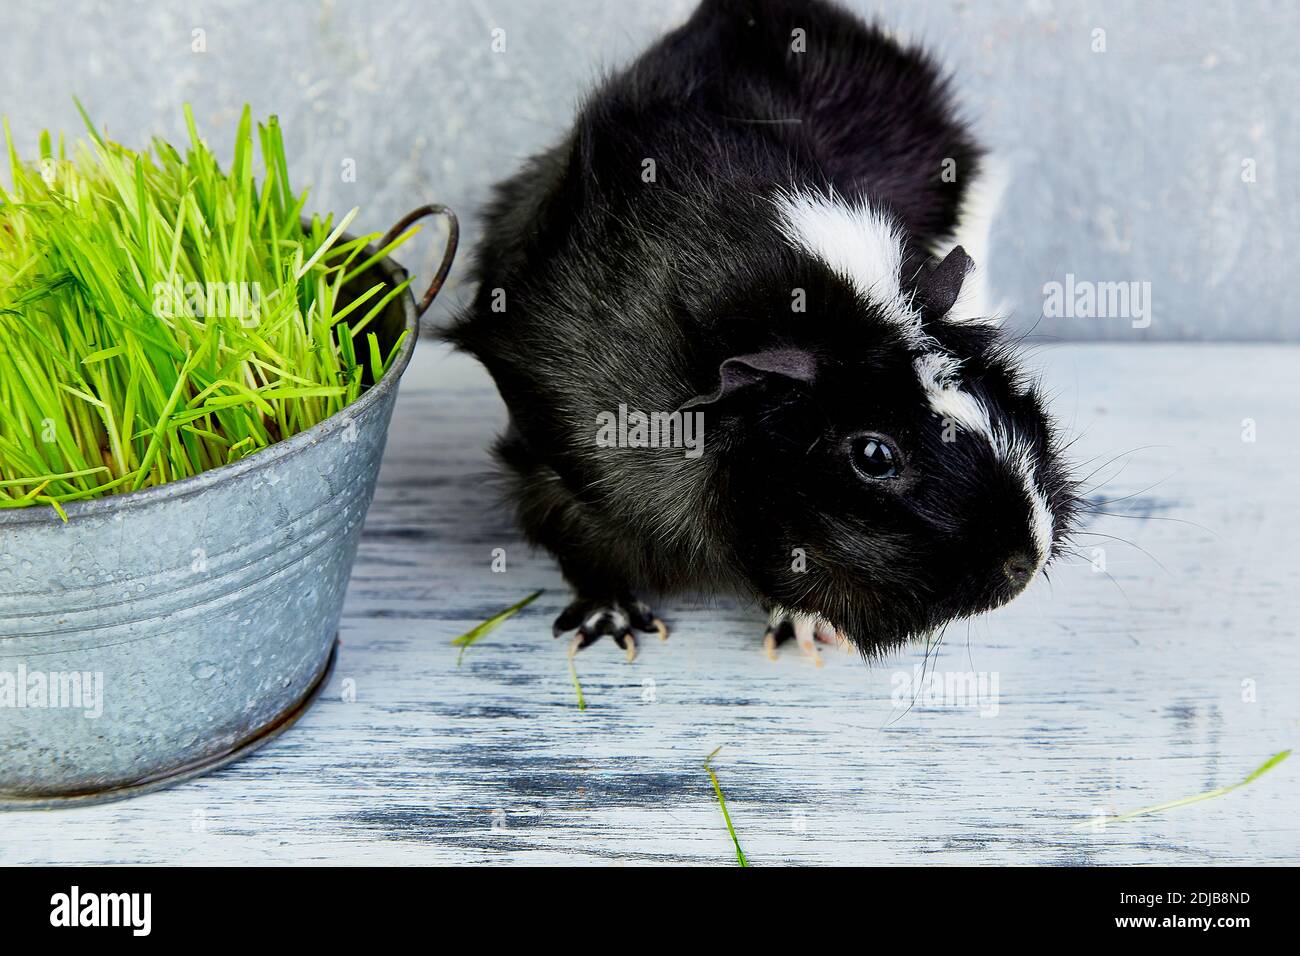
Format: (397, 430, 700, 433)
(1003, 553, 1037, 590)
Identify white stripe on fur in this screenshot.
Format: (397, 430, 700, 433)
(773, 188, 927, 348)
(999, 434, 1056, 566)
(913, 351, 992, 441)
(913, 352, 1055, 564)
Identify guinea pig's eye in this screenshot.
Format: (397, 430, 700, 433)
(850, 434, 901, 481)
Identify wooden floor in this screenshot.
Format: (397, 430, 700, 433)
(4, 342, 1297, 865)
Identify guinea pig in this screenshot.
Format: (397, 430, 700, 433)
(445, 0, 1078, 663)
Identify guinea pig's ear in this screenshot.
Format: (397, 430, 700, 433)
(917, 245, 974, 318)
(678, 348, 817, 412)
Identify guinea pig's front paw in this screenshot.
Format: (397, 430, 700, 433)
(553, 594, 669, 663)
(762, 610, 851, 667)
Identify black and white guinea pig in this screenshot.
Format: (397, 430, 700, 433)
(446, 0, 1078, 662)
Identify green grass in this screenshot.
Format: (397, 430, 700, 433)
(450, 590, 544, 665)
(0, 102, 419, 518)
(704, 746, 749, 866)
(1074, 749, 1291, 829)
(448, 589, 589, 709)
(567, 653, 586, 711)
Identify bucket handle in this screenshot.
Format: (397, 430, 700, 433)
(381, 204, 460, 320)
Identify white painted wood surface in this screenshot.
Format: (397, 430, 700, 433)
(3, 342, 1297, 865)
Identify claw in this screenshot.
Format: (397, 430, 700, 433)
(763, 613, 843, 664)
(555, 595, 663, 660)
(614, 630, 638, 662)
(624, 598, 666, 642)
(762, 619, 795, 661)
(570, 627, 602, 653)
(793, 616, 823, 667)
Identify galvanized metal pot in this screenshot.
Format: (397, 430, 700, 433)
(0, 206, 457, 807)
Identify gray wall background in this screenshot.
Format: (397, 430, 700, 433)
(2, 0, 1295, 340)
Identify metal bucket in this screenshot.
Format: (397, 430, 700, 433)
(0, 205, 458, 807)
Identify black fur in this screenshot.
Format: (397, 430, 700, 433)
(445, 0, 1077, 656)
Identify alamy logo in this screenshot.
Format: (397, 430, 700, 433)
(0, 665, 103, 718)
(891, 666, 1000, 718)
(152, 278, 263, 325)
(595, 404, 704, 459)
(1042, 274, 1151, 329)
(50, 886, 151, 936)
